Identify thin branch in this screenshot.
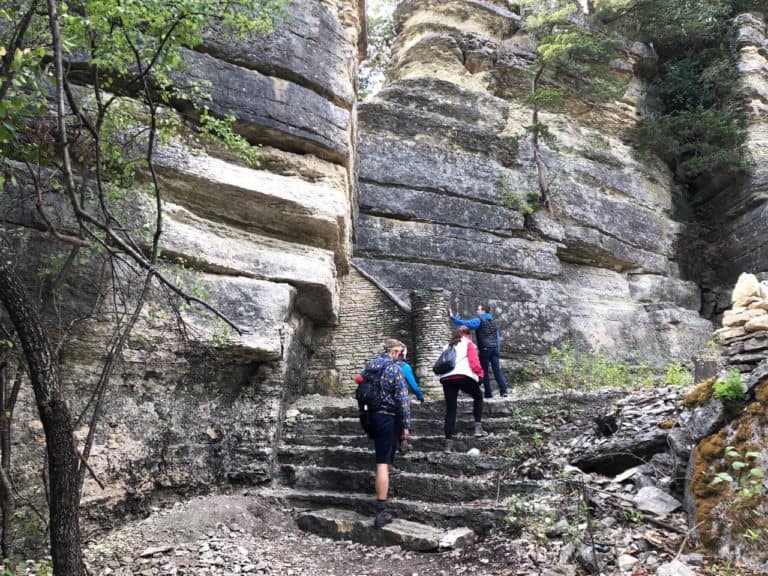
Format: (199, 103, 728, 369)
(0, 0, 40, 103)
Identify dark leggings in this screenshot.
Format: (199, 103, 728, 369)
(441, 376, 483, 439)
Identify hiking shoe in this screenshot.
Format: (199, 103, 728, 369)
(484, 393, 493, 399)
(500, 393, 509, 398)
(388, 464, 402, 475)
(397, 441, 412, 454)
(374, 510, 393, 528)
(445, 438, 454, 452)
(474, 423, 487, 437)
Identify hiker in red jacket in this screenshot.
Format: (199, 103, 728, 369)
(438, 326, 486, 452)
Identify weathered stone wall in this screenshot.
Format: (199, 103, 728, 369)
(354, 0, 712, 372)
(705, 14, 768, 284)
(306, 267, 412, 396)
(1, 0, 364, 531)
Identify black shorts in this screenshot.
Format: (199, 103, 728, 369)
(371, 412, 397, 464)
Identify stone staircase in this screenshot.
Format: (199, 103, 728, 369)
(258, 395, 553, 550)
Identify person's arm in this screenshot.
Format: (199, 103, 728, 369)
(401, 363, 424, 402)
(467, 341, 484, 378)
(391, 366, 411, 431)
(450, 315, 481, 329)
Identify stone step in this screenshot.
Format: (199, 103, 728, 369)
(296, 508, 475, 552)
(277, 446, 512, 478)
(291, 394, 598, 420)
(282, 432, 512, 453)
(256, 487, 509, 534)
(286, 415, 546, 437)
(278, 465, 536, 503)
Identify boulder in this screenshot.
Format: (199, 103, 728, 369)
(744, 314, 768, 333)
(723, 307, 767, 327)
(633, 486, 682, 516)
(296, 508, 474, 551)
(656, 560, 696, 576)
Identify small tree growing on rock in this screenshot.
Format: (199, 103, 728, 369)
(0, 0, 284, 572)
(517, 0, 626, 214)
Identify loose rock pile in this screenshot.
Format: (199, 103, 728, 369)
(714, 273, 768, 372)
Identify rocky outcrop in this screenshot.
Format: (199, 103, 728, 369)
(701, 14, 768, 282)
(684, 274, 768, 569)
(2, 0, 363, 534)
(354, 0, 712, 371)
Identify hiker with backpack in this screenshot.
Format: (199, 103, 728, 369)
(437, 326, 486, 452)
(355, 339, 411, 528)
(450, 304, 509, 398)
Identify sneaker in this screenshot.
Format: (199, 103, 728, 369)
(388, 464, 402, 475)
(397, 440, 412, 454)
(500, 393, 509, 398)
(445, 438, 454, 452)
(474, 422, 487, 437)
(374, 510, 393, 528)
(484, 393, 493, 399)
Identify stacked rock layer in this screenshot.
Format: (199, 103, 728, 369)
(352, 0, 713, 373)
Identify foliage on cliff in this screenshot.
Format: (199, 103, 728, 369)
(0, 0, 283, 572)
(598, 0, 764, 189)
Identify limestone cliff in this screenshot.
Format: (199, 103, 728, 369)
(1, 0, 363, 526)
(352, 0, 712, 374)
(700, 14, 768, 283)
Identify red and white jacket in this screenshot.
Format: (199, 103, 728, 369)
(439, 336, 484, 382)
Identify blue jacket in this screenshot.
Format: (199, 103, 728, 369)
(398, 361, 424, 402)
(450, 312, 501, 348)
(368, 352, 411, 429)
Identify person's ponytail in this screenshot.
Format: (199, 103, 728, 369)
(449, 325, 471, 346)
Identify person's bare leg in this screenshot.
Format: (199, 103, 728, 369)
(375, 463, 389, 500)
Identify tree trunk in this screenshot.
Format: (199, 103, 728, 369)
(531, 64, 554, 215)
(0, 262, 85, 575)
(0, 362, 14, 559)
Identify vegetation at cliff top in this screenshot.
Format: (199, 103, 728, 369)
(597, 0, 764, 189)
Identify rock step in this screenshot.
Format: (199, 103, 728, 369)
(291, 394, 599, 420)
(277, 446, 511, 478)
(295, 508, 475, 552)
(286, 416, 547, 437)
(278, 464, 537, 503)
(282, 433, 511, 453)
(256, 487, 509, 534)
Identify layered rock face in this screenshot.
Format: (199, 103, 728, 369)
(700, 14, 768, 283)
(354, 0, 712, 370)
(2, 0, 362, 526)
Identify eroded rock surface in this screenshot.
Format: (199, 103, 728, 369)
(354, 0, 713, 373)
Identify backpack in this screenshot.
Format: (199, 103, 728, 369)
(432, 345, 456, 375)
(355, 358, 391, 437)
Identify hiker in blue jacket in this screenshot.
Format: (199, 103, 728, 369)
(395, 345, 423, 454)
(450, 304, 509, 398)
(397, 346, 424, 403)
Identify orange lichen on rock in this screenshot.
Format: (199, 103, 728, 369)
(658, 418, 677, 430)
(681, 378, 716, 408)
(754, 378, 768, 403)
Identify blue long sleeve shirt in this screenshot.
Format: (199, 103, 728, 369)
(398, 362, 424, 402)
(450, 312, 501, 347)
